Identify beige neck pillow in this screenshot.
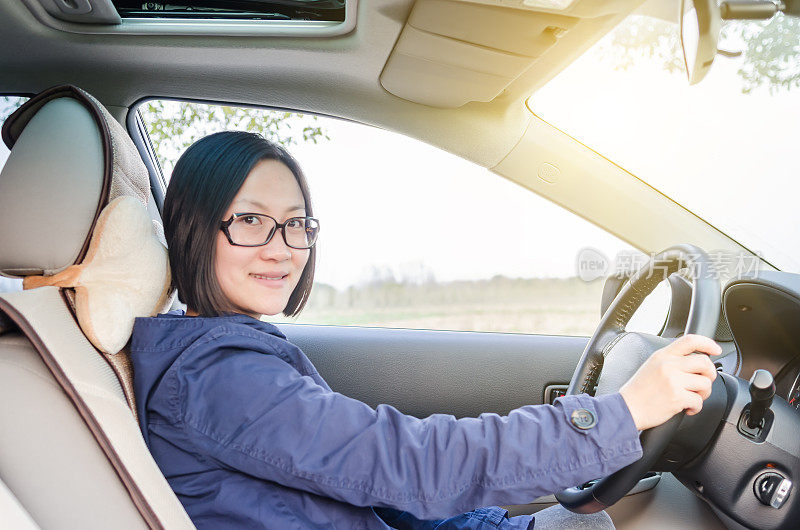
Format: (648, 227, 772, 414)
(23, 196, 172, 354)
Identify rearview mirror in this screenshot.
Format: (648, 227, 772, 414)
(680, 0, 721, 85)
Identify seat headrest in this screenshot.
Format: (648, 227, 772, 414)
(0, 85, 150, 277)
(23, 195, 172, 353)
(0, 85, 172, 354)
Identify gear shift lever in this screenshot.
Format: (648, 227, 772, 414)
(747, 369, 775, 429)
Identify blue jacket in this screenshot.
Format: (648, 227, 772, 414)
(130, 311, 642, 529)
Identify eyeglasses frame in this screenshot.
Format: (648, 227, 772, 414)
(220, 212, 320, 249)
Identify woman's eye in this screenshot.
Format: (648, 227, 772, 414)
(240, 215, 261, 226)
(286, 219, 304, 229)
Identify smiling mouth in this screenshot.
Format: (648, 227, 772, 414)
(250, 273, 288, 281)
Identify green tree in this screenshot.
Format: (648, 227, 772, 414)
(598, 13, 799, 94)
(139, 100, 329, 176)
(605, 16, 684, 74)
(1, 97, 329, 177)
(0, 96, 27, 122)
(731, 15, 800, 93)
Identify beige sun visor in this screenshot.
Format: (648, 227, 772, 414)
(379, 0, 643, 108)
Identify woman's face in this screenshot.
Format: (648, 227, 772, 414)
(214, 159, 310, 318)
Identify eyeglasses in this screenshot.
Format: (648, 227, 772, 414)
(220, 213, 320, 249)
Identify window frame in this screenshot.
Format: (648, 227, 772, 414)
(128, 97, 677, 337)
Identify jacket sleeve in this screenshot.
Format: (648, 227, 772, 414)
(170, 330, 642, 520)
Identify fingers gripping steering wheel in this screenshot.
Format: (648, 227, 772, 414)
(555, 244, 720, 513)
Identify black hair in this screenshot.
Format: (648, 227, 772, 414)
(162, 130, 315, 317)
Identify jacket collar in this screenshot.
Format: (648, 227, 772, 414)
(150, 309, 287, 340)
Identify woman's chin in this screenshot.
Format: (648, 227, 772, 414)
(245, 301, 287, 318)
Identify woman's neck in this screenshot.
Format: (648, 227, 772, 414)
(184, 307, 262, 320)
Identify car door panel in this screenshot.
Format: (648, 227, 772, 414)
(277, 324, 587, 419)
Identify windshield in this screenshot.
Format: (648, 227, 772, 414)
(528, 3, 800, 272)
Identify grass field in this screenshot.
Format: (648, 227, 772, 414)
(270, 276, 605, 336)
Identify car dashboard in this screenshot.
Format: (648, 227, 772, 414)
(653, 270, 800, 529)
(723, 270, 800, 407)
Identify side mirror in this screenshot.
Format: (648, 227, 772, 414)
(680, 0, 722, 85)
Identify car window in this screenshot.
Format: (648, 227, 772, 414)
(0, 96, 28, 293)
(528, 10, 799, 273)
(139, 99, 670, 336)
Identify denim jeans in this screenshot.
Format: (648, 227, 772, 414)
(375, 505, 615, 530)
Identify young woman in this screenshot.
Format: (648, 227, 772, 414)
(130, 131, 721, 529)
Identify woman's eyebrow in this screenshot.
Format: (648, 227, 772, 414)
(234, 198, 305, 214)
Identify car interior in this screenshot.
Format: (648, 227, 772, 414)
(0, 0, 798, 528)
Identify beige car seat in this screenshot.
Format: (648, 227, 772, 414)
(0, 86, 195, 529)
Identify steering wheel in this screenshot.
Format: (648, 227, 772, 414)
(555, 244, 721, 513)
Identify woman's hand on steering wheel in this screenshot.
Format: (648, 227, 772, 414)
(556, 244, 722, 513)
(619, 334, 721, 431)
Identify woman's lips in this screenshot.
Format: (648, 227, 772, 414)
(250, 273, 288, 288)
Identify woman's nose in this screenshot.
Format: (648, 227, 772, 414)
(258, 230, 292, 261)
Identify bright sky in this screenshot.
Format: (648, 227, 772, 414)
(531, 13, 800, 272)
(282, 118, 638, 289)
